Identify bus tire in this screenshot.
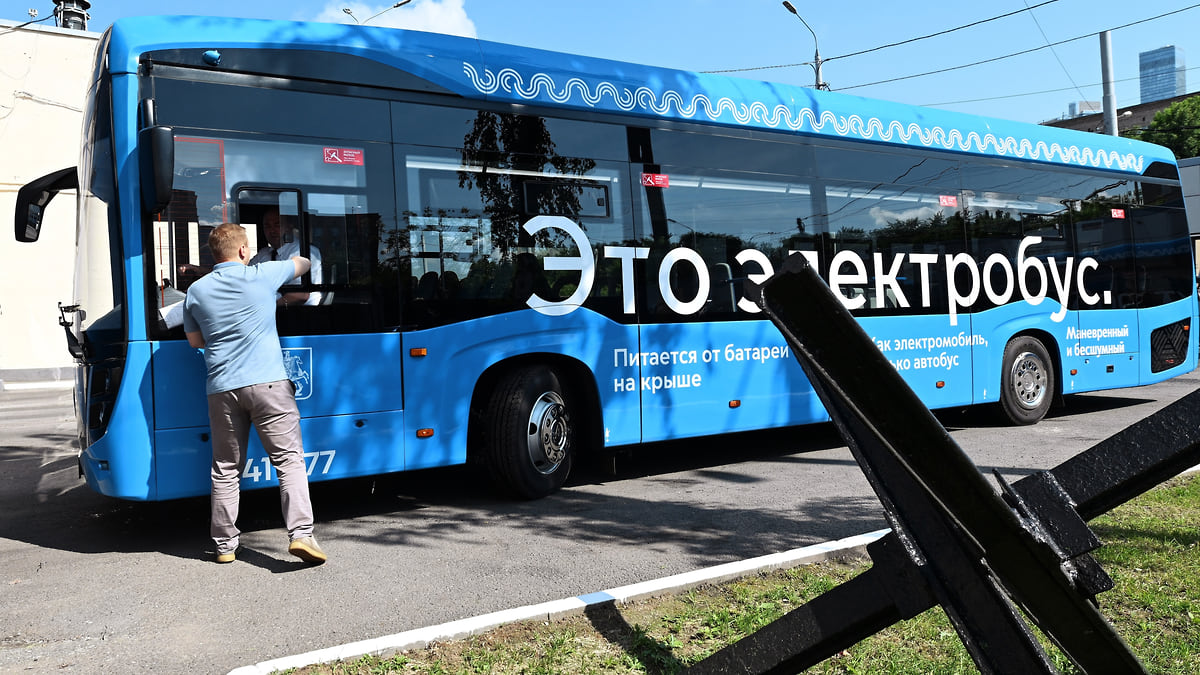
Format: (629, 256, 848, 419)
(999, 335, 1054, 425)
(482, 366, 574, 499)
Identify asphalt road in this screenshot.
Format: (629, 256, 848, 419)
(2, 368, 1198, 674)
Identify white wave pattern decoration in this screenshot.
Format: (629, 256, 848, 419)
(463, 63, 1146, 173)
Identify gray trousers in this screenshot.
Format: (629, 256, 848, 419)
(207, 379, 314, 553)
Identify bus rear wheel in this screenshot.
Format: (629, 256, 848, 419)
(999, 335, 1054, 426)
(482, 366, 574, 499)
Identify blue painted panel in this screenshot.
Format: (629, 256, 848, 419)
(466, 43, 1168, 174)
(151, 332, 404, 430)
(107, 16, 482, 98)
(1135, 298, 1198, 383)
(636, 321, 823, 442)
(82, 340, 156, 500)
(153, 410, 405, 500)
(969, 301, 1076, 404)
(1073, 308, 1140, 391)
(111, 70, 149, 342)
(856, 314, 976, 410)
(401, 309, 641, 467)
(150, 341, 208, 429)
(104, 16, 1174, 176)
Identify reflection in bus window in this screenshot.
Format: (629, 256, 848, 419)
(402, 149, 630, 327)
(150, 135, 400, 337)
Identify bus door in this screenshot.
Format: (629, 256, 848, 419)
(633, 164, 826, 441)
(146, 132, 405, 498)
(394, 133, 643, 460)
(1072, 212, 1141, 391)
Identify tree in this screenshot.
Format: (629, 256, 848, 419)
(1135, 95, 1200, 159)
(458, 111, 595, 258)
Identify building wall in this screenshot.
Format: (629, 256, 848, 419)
(1043, 91, 1197, 135)
(0, 21, 99, 384)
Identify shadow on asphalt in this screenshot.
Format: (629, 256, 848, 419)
(932, 392, 1155, 431)
(0, 389, 1155, 565)
(0, 413, 881, 567)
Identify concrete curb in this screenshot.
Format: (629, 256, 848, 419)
(228, 528, 891, 675)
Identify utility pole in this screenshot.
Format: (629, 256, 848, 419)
(1100, 31, 1118, 136)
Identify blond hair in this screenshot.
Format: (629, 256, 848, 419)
(208, 223, 247, 262)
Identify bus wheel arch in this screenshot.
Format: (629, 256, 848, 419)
(469, 355, 600, 499)
(998, 331, 1060, 425)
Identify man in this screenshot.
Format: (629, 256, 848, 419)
(183, 223, 327, 565)
(249, 208, 323, 306)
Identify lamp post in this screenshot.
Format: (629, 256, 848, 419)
(343, 0, 413, 25)
(666, 218, 697, 247)
(781, 1, 828, 91)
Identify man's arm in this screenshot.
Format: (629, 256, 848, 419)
(186, 330, 206, 348)
(278, 256, 314, 307)
(291, 256, 311, 280)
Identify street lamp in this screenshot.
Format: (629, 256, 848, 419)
(666, 218, 697, 247)
(343, 0, 412, 25)
(781, 1, 828, 91)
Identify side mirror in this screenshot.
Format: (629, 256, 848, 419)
(139, 125, 175, 214)
(14, 167, 77, 243)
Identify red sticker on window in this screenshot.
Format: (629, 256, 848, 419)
(939, 195, 958, 207)
(641, 173, 670, 188)
(323, 147, 364, 165)
(1111, 208, 1126, 219)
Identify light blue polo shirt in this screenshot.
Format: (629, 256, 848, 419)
(182, 260, 300, 395)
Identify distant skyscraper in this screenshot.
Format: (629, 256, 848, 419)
(1140, 46, 1186, 104)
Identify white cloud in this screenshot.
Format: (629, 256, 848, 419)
(869, 204, 939, 227)
(314, 0, 477, 37)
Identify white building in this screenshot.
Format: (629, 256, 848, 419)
(1068, 101, 1101, 118)
(0, 20, 99, 387)
(1181, 156, 1200, 274)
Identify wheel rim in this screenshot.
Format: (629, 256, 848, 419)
(1009, 350, 1048, 410)
(525, 391, 570, 475)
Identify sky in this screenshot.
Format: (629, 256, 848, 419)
(7, 0, 1200, 126)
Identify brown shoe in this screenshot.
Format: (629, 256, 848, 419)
(288, 536, 327, 565)
(216, 546, 239, 564)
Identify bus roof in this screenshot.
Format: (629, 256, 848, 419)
(108, 15, 1175, 177)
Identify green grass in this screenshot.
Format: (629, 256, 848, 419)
(291, 474, 1200, 674)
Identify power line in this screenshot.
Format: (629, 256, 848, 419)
(702, 1, 1060, 74)
(1021, 0, 1088, 105)
(702, 61, 805, 75)
(0, 12, 55, 37)
(827, 0, 1059, 63)
(921, 65, 1200, 108)
(836, 5, 1200, 92)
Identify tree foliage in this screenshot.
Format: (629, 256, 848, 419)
(1136, 95, 1200, 159)
(458, 111, 595, 258)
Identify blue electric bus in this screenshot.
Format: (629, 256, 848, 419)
(14, 16, 1197, 501)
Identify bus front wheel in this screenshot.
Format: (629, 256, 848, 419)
(482, 366, 574, 499)
(999, 335, 1054, 425)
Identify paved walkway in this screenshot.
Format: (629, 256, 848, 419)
(229, 529, 890, 674)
